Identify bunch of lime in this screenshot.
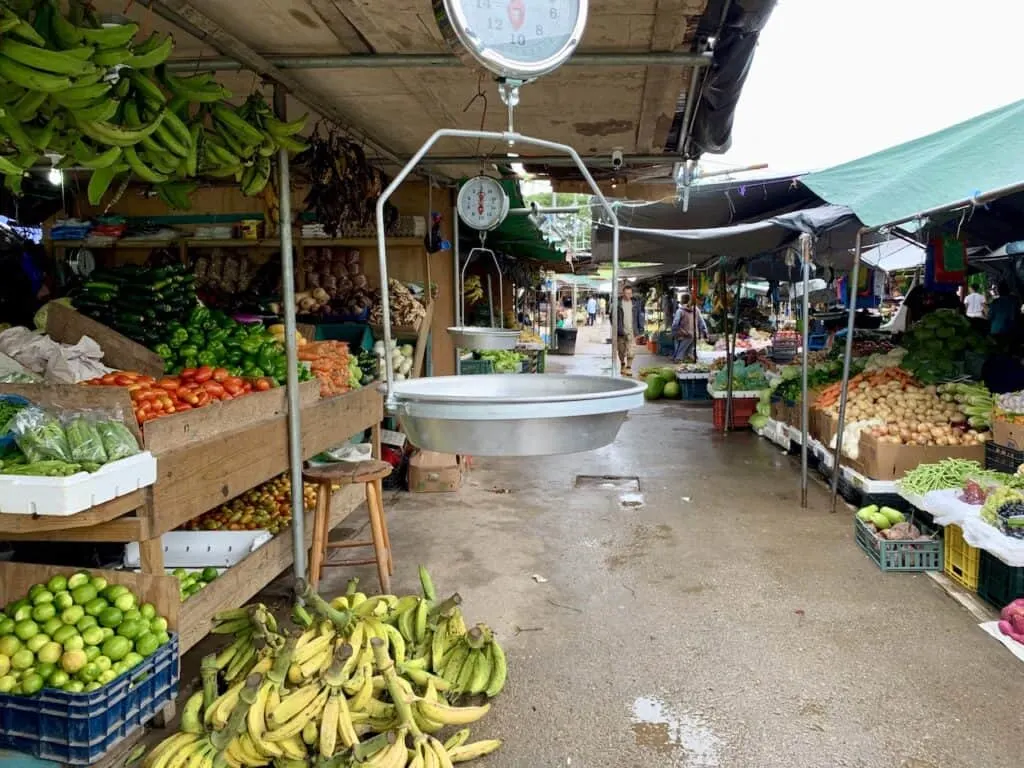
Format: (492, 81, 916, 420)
(173, 567, 219, 601)
(0, 571, 171, 696)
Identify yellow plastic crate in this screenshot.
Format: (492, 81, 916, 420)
(944, 524, 980, 592)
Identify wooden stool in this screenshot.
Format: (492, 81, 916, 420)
(303, 460, 394, 592)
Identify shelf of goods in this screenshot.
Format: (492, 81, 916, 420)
(0, 376, 383, 657)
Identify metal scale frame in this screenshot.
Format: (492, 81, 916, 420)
(374, 0, 645, 457)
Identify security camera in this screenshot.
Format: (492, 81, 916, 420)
(611, 149, 624, 170)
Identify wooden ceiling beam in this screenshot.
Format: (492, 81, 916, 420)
(305, 0, 373, 53)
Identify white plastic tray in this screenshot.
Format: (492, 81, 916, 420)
(0, 452, 157, 517)
(124, 529, 274, 569)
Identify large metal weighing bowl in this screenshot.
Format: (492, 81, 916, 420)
(387, 374, 647, 456)
(447, 326, 521, 351)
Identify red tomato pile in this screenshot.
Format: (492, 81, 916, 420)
(84, 367, 275, 424)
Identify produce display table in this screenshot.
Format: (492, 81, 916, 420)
(0, 384, 383, 655)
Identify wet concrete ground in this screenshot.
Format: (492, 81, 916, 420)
(200, 324, 1024, 767)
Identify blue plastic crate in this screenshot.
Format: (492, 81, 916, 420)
(807, 333, 829, 351)
(459, 358, 494, 375)
(679, 377, 711, 401)
(0, 633, 179, 765)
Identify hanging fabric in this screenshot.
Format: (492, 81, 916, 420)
(925, 236, 966, 292)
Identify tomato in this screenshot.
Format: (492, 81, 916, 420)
(212, 368, 230, 382)
(180, 368, 197, 380)
(134, 408, 145, 423)
(101, 373, 119, 384)
(202, 381, 225, 397)
(179, 390, 200, 405)
(254, 378, 272, 392)
(175, 403, 192, 412)
(223, 378, 244, 397)
(137, 376, 156, 386)
(194, 366, 214, 383)
(115, 374, 139, 386)
(195, 391, 212, 407)
(156, 378, 180, 391)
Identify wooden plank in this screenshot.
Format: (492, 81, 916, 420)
(0, 515, 146, 543)
(0, 382, 143, 445)
(0, 490, 148, 535)
(306, 0, 371, 52)
(177, 482, 363, 652)
(411, 301, 434, 379)
(0, 561, 179, 635)
(46, 303, 164, 378)
(150, 386, 381, 535)
(143, 379, 321, 454)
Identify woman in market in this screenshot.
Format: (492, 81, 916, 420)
(988, 280, 1019, 343)
(671, 294, 706, 363)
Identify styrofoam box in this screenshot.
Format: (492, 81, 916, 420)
(124, 529, 274, 569)
(0, 452, 157, 517)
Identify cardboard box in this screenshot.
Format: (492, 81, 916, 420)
(851, 434, 985, 481)
(992, 418, 1024, 450)
(408, 450, 462, 493)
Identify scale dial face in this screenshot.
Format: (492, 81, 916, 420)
(457, 176, 510, 231)
(435, 0, 588, 80)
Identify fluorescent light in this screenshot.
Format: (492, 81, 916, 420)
(47, 168, 61, 185)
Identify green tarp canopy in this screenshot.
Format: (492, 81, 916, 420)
(458, 179, 567, 263)
(802, 98, 1024, 228)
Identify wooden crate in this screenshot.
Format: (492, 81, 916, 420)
(46, 303, 164, 377)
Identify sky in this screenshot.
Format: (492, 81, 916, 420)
(705, 0, 1024, 176)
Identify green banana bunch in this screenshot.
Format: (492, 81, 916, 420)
(140, 567, 506, 768)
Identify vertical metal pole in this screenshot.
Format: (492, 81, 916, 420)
(486, 274, 494, 327)
(453, 189, 462, 373)
(273, 85, 306, 582)
(800, 236, 811, 508)
(830, 229, 864, 512)
(611, 219, 620, 374)
(720, 265, 731, 433)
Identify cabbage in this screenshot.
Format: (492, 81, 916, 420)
(34, 298, 73, 331)
(400, 344, 414, 358)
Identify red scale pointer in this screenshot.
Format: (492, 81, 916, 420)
(478, 188, 485, 216)
(507, 0, 525, 31)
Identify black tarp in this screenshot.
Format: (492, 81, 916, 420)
(666, 0, 779, 156)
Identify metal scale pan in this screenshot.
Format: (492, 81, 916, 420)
(448, 244, 520, 351)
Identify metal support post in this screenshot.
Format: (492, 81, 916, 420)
(799, 236, 812, 508)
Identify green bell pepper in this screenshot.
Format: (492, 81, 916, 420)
(153, 343, 173, 360)
(228, 366, 244, 377)
(182, 356, 198, 370)
(188, 329, 207, 347)
(167, 327, 189, 348)
(197, 350, 218, 367)
(240, 336, 264, 354)
(179, 344, 199, 359)
(188, 306, 210, 328)
(257, 346, 281, 372)
(207, 327, 230, 343)
(207, 340, 227, 360)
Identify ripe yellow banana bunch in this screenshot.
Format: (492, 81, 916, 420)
(463, 276, 484, 305)
(142, 566, 506, 768)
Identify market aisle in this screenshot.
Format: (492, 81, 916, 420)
(309, 338, 1024, 767)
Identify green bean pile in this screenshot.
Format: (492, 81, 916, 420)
(900, 459, 985, 494)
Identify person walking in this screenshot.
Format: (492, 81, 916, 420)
(586, 295, 598, 326)
(989, 281, 1019, 344)
(615, 284, 644, 376)
(671, 294, 706, 363)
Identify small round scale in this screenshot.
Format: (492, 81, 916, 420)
(376, 0, 640, 457)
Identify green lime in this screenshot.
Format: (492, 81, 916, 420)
(42, 617, 63, 638)
(123, 652, 143, 669)
(81, 627, 104, 647)
(171, 568, 187, 579)
(122, 609, 141, 623)
(63, 679, 84, 693)
(37, 641, 61, 665)
(201, 567, 219, 582)
(31, 603, 56, 624)
(83, 646, 100, 662)
(154, 631, 170, 647)
(48, 669, 69, 688)
(27, 584, 46, 601)
(83, 598, 107, 617)
(94, 655, 112, 672)
(66, 571, 90, 591)
(134, 633, 159, 658)
(97, 607, 122, 629)
(25, 634, 49, 654)
(60, 649, 86, 674)
(61, 606, 85, 626)
(149, 617, 168, 634)
(53, 591, 74, 611)
(102, 585, 129, 601)
(35, 662, 55, 681)
(46, 575, 68, 594)
(20, 672, 42, 695)
(31, 590, 54, 607)
(51, 625, 77, 645)
(71, 585, 97, 607)
(0, 675, 14, 693)
(139, 603, 156, 620)
(62, 635, 84, 653)
(102, 636, 130, 662)
(97, 669, 116, 685)
(116, 620, 143, 640)
(0, 655, 8, 677)
(5, 598, 28, 619)
(100, 628, 114, 641)
(84, 681, 101, 692)
(13, 620, 38, 642)
(113, 593, 136, 612)
(111, 660, 129, 676)
(12, 604, 32, 622)
(0, 636, 20, 657)
(0, 617, 14, 635)
(77, 662, 99, 683)
(10, 649, 33, 671)
(75, 615, 97, 633)
(90, 576, 108, 593)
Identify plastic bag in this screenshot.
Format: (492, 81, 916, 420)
(65, 415, 108, 465)
(95, 419, 140, 462)
(9, 407, 72, 463)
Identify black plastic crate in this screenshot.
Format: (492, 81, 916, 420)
(985, 441, 1024, 474)
(978, 550, 1024, 610)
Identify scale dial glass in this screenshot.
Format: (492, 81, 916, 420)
(436, 0, 588, 80)
(457, 176, 510, 231)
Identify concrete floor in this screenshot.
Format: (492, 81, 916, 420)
(200, 324, 1024, 767)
